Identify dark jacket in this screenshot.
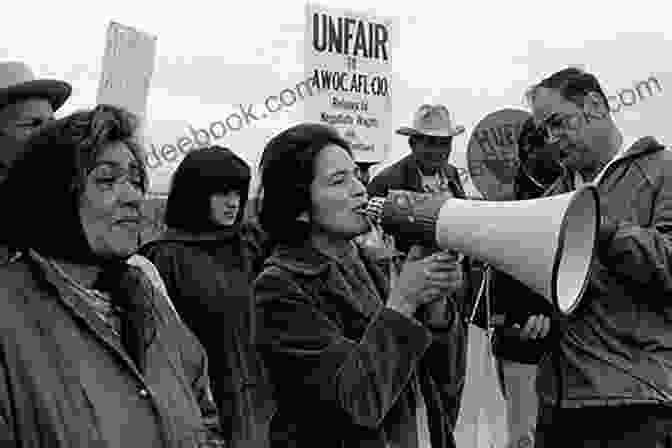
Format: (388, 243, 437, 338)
(0, 249, 217, 447)
(535, 137, 672, 408)
(254, 240, 471, 448)
(141, 223, 276, 448)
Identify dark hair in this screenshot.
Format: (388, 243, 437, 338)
(0, 104, 147, 263)
(515, 116, 564, 198)
(164, 145, 250, 233)
(517, 116, 547, 166)
(258, 123, 351, 246)
(527, 67, 609, 111)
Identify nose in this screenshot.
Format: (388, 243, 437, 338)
(118, 180, 144, 207)
(352, 176, 367, 200)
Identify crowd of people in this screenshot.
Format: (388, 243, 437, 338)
(1, 59, 672, 448)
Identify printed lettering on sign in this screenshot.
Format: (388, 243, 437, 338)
(305, 3, 394, 163)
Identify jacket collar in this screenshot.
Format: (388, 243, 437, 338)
(544, 136, 665, 196)
(160, 227, 238, 244)
(264, 240, 335, 276)
(620, 136, 664, 159)
(263, 240, 390, 317)
(26, 250, 149, 383)
(403, 155, 466, 197)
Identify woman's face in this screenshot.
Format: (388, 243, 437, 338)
(79, 141, 145, 259)
(210, 191, 241, 226)
(309, 144, 370, 240)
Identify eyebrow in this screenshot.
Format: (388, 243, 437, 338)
(327, 168, 354, 180)
(92, 160, 142, 171)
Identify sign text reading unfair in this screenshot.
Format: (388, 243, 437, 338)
(305, 4, 393, 163)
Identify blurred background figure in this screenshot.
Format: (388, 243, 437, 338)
(489, 116, 558, 448)
(141, 146, 276, 448)
(0, 61, 71, 185)
(0, 104, 221, 447)
(368, 104, 467, 256)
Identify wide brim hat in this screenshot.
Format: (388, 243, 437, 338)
(396, 104, 465, 138)
(0, 62, 71, 111)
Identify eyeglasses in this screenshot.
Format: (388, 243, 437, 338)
(539, 112, 583, 144)
(89, 163, 146, 192)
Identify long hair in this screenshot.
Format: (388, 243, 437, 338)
(257, 123, 351, 246)
(0, 104, 147, 264)
(164, 145, 250, 234)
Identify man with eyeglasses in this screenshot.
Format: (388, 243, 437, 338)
(527, 67, 672, 447)
(0, 61, 71, 184)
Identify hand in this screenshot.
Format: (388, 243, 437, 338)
(387, 245, 464, 316)
(513, 314, 550, 340)
(356, 220, 401, 262)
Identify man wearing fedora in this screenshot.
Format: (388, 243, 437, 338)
(0, 61, 71, 184)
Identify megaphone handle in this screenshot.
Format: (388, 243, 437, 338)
(467, 263, 493, 329)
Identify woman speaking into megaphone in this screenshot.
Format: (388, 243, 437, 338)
(253, 123, 476, 448)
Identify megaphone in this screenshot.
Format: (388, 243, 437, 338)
(363, 185, 600, 315)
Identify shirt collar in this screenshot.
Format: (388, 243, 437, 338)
(574, 135, 633, 187)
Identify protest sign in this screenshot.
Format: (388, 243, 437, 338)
(96, 21, 157, 119)
(304, 3, 393, 163)
(466, 109, 531, 201)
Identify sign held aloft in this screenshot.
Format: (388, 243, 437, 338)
(466, 108, 531, 201)
(96, 21, 157, 120)
(305, 3, 393, 163)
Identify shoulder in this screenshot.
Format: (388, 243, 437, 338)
(140, 239, 190, 261)
(254, 248, 328, 305)
(0, 254, 43, 326)
(371, 157, 410, 181)
(633, 145, 672, 184)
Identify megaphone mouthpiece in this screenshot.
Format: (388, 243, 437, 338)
(364, 191, 449, 249)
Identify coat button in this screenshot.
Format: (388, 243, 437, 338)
(139, 388, 150, 398)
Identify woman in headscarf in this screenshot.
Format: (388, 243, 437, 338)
(254, 123, 468, 448)
(141, 146, 276, 448)
(0, 104, 222, 447)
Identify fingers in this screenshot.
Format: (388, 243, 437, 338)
(515, 315, 551, 339)
(407, 245, 425, 261)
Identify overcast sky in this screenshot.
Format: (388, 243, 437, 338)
(2, 0, 670, 196)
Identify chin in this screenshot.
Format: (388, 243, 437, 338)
(108, 238, 140, 259)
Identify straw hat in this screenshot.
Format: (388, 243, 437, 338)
(396, 104, 465, 138)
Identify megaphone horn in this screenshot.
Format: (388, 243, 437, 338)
(363, 186, 600, 315)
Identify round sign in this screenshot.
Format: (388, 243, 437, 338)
(466, 108, 532, 201)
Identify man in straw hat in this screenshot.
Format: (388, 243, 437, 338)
(0, 61, 71, 184)
(367, 104, 483, 444)
(368, 104, 466, 210)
